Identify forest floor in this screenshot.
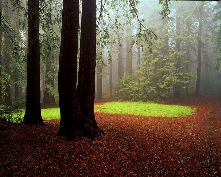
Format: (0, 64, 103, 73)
(0, 95, 221, 176)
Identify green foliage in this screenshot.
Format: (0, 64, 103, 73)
(13, 97, 26, 109)
(1, 108, 60, 123)
(95, 101, 196, 117)
(159, 0, 171, 18)
(117, 75, 140, 101)
(0, 105, 23, 123)
(117, 51, 195, 102)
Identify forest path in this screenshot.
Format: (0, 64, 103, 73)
(1, 95, 221, 176)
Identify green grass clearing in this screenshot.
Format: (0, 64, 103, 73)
(9, 101, 195, 123)
(19, 108, 60, 121)
(95, 102, 196, 117)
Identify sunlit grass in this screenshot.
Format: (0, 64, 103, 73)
(95, 102, 196, 117)
(15, 101, 195, 123)
(19, 108, 60, 121)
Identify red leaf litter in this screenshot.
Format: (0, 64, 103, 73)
(1, 96, 221, 176)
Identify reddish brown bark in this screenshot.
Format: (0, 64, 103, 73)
(78, 0, 103, 137)
(0, 0, 2, 102)
(58, 0, 82, 140)
(24, 0, 43, 125)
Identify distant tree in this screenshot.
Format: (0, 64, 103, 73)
(96, 55, 103, 100)
(24, 0, 43, 124)
(195, 2, 203, 96)
(4, 0, 12, 106)
(173, 7, 181, 99)
(126, 26, 133, 76)
(118, 34, 124, 80)
(109, 40, 113, 98)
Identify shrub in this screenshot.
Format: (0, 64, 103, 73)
(0, 105, 23, 123)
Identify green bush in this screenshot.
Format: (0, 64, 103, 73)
(116, 52, 195, 102)
(0, 105, 23, 123)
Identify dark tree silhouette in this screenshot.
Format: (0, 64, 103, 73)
(58, 0, 81, 139)
(78, 0, 103, 136)
(59, 0, 103, 140)
(0, 0, 2, 102)
(24, 0, 43, 125)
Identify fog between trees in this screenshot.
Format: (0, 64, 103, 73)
(0, 0, 221, 107)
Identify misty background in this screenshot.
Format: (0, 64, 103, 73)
(1, 0, 221, 107)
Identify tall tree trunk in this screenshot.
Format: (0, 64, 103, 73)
(24, 0, 43, 125)
(0, 0, 2, 102)
(58, 0, 82, 139)
(14, 21, 20, 100)
(174, 9, 181, 99)
(78, 0, 103, 137)
(186, 21, 191, 96)
(59, 0, 103, 140)
(4, 0, 12, 106)
(195, 5, 203, 95)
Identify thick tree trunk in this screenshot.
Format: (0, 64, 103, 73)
(59, 0, 102, 140)
(14, 22, 20, 99)
(78, 0, 103, 138)
(24, 0, 43, 125)
(0, 0, 2, 102)
(58, 0, 82, 139)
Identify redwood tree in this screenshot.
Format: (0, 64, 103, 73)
(0, 0, 2, 102)
(78, 0, 103, 136)
(59, 0, 103, 140)
(24, 0, 43, 125)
